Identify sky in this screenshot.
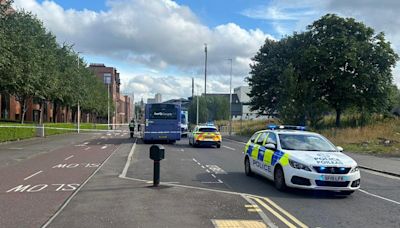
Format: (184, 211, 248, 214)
(12, 0, 400, 102)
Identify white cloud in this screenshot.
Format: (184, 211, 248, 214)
(13, 0, 272, 99)
(242, 0, 400, 86)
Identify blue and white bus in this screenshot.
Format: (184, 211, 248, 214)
(143, 103, 181, 143)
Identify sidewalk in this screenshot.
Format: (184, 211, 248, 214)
(224, 135, 400, 177)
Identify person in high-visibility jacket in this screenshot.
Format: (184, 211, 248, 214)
(129, 119, 135, 138)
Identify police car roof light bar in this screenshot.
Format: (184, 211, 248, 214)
(267, 125, 307, 131)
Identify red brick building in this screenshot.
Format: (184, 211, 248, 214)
(89, 64, 133, 125)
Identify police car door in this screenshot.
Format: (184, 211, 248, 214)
(261, 132, 277, 178)
(252, 132, 268, 175)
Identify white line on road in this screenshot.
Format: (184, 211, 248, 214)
(222, 145, 236, 151)
(359, 189, 400, 205)
(84, 147, 91, 151)
(211, 174, 217, 178)
(217, 179, 223, 183)
(119, 138, 137, 178)
(180, 149, 184, 152)
(101, 145, 107, 149)
(64, 155, 74, 161)
(192, 158, 198, 162)
(206, 169, 211, 173)
(223, 138, 247, 145)
(201, 165, 205, 169)
(42, 143, 120, 228)
(9, 147, 24, 150)
(201, 181, 224, 184)
(83, 142, 89, 145)
(24, 171, 43, 181)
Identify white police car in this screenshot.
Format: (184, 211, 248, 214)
(244, 125, 360, 195)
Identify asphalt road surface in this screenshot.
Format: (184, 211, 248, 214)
(0, 134, 399, 227)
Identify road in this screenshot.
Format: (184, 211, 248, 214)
(0, 134, 399, 227)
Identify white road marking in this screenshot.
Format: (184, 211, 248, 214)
(224, 138, 247, 145)
(201, 165, 205, 169)
(24, 171, 43, 181)
(119, 138, 137, 178)
(201, 181, 224, 184)
(206, 169, 211, 173)
(64, 155, 74, 161)
(180, 149, 184, 152)
(206, 165, 227, 174)
(42, 144, 119, 228)
(101, 145, 107, 149)
(192, 158, 198, 162)
(196, 162, 201, 166)
(9, 147, 24, 150)
(222, 145, 236, 151)
(211, 174, 217, 178)
(359, 189, 400, 205)
(84, 147, 91, 151)
(83, 142, 89, 145)
(217, 179, 223, 183)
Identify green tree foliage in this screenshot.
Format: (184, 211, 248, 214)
(188, 96, 229, 124)
(248, 14, 398, 127)
(0, 7, 110, 123)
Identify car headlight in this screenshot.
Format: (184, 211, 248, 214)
(350, 166, 359, 173)
(289, 160, 311, 171)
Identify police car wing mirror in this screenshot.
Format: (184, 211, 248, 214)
(265, 143, 276, 151)
(250, 139, 255, 143)
(336, 146, 344, 152)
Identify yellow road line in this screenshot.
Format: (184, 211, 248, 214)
(249, 196, 297, 228)
(245, 204, 257, 208)
(248, 208, 262, 212)
(262, 197, 308, 228)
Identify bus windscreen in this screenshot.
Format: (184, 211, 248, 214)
(149, 104, 177, 120)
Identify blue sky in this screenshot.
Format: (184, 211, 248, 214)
(19, 0, 400, 101)
(37, 0, 280, 35)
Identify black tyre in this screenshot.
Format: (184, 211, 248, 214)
(217, 144, 221, 148)
(189, 139, 192, 146)
(244, 157, 253, 176)
(274, 166, 287, 191)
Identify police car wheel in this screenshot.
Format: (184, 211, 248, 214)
(217, 144, 221, 148)
(244, 157, 253, 176)
(274, 166, 286, 191)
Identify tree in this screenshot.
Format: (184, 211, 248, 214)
(188, 95, 229, 124)
(0, 11, 56, 123)
(307, 14, 398, 126)
(248, 14, 398, 127)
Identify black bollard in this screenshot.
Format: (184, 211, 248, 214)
(153, 160, 160, 186)
(149, 145, 165, 187)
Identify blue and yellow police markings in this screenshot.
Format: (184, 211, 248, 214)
(245, 140, 290, 174)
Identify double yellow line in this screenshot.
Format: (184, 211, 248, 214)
(246, 195, 308, 228)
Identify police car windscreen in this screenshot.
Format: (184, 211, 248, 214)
(279, 134, 336, 152)
(149, 104, 177, 120)
(199, 128, 217, 132)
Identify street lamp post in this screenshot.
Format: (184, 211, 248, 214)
(104, 73, 112, 130)
(226, 58, 233, 136)
(196, 85, 199, 125)
(204, 43, 208, 97)
(77, 52, 82, 134)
